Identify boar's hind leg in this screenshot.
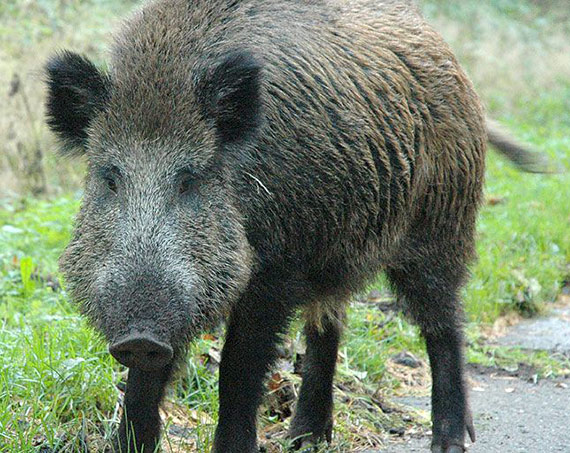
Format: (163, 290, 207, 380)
(113, 365, 172, 453)
(386, 257, 475, 453)
(288, 315, 342, 448)
(213, 284, 295, 453)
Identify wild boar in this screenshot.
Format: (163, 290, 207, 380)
(45, 0, 545, 451)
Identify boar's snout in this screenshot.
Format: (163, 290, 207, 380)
(109, 332, 174, 370)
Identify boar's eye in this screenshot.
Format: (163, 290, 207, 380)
(105, 175, 118, 194)
(100, 166, 121, 194)
(178, 171, 199, 196)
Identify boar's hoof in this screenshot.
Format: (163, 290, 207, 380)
(109, 332, 173, 370)
(288, 424, 332, 451)
(431, 445, 466, 453)
(292, 440, 322, 451)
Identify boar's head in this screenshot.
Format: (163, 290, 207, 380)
(45, 50, 261, 370)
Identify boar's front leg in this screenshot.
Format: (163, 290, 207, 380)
(113, 366, 172, 452)
(213, 284, 295, 453)
(288, 315, 342, 448)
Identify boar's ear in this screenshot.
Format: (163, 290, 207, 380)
(45, 51, 110, 154)
(199, 51, 263, 144)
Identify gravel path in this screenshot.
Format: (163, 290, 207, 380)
(381, 370, 569, 453)
(379, 305, 570, 453)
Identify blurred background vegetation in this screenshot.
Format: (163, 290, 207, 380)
(1, 0, 569, 195)
(0, 0, 569, 451)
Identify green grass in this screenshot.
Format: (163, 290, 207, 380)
(1, 0, 569, 451)
(466, 87, 570, 322)
(0, 198, 111, 451)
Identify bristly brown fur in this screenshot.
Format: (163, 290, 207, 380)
(45, 1, 494, 452)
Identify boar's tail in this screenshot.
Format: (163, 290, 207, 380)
(486, 118, 559, 173)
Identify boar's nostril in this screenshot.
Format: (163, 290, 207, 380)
(109, 332, 173, 370)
